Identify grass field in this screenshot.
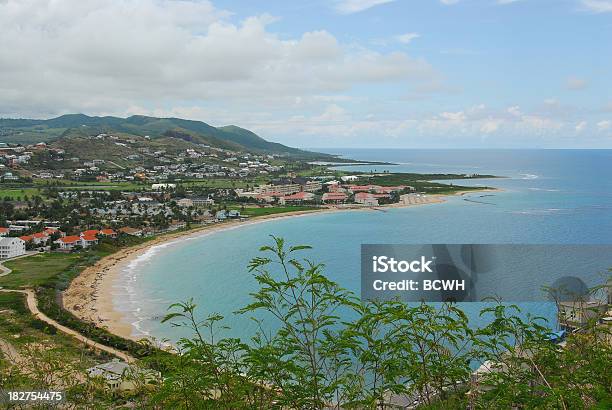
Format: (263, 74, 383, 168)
(0, 253, 85, 288)
(231, 205, 320, 217)
(0, 187, 42, 200)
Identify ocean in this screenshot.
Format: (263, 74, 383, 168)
(111, 149, 612, 342)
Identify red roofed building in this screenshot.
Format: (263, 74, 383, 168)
(373, 186, 409, 194)
(31, 232, 50, 245)
(354, 192, 379, 206)
(256, 192, 284, 203)
(322, 192, 348, 204)
(44, 227, 65, 237)
(82, 230, 100, 238)
(99, 228, 117, 238)
(281, 192, 315, 204)
(0, 227, 9, 237)
(19, 235, 33, 242)
(80, 233, 99, 247)
(56, 235, 81, 250)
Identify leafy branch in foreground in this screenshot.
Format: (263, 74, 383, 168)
(154, 238, 611, 409)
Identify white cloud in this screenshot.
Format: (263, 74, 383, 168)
(334, 0, 395, 14)
(396, 32, 420, 44)
(580, 0, 612, 13)
(0, 0, 438, 119)
(575, 121, 587, 132)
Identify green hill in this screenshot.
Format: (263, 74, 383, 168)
(0, 114, 325, 158)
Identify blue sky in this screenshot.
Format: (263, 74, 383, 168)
(1, 0, 611, 147)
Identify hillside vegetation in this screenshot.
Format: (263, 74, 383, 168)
(0, 114, 325, 158)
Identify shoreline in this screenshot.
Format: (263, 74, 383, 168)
(62, 189, 500, 342)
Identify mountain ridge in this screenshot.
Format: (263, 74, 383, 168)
(0, 113, 326, 158)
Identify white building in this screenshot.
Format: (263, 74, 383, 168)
(87, 359, 160, 391)
(0, 237, 26, 259)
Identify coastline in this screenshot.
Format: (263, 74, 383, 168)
(62, 189, 498, 342)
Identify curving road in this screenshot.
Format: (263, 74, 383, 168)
(0, 288, 135, 363)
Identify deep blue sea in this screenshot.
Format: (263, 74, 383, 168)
(111, 149, 612, 342)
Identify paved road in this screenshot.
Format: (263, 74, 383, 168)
(0, 288, 135, 363)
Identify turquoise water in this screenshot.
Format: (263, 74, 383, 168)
(112, 149, 612, 342)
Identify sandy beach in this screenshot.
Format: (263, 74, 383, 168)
(62, 191, 496, 341)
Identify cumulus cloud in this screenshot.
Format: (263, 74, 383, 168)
(0, 0, 438, 119)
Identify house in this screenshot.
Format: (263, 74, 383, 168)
(215, 210, 227, 220)
(322, 192, 348, 204)
(0, 237, 26, 259)
(56, 235, 82, 251)
(44, 227, 65, 237)
(87, 359, 160, 391)
(119, 227, 143, 237)
(80, 233, 99, 247)
(82, 229, 100, 238)
(99, 228, 118, 238)
(31, 232, 50, 245)
(19, 235, 33, 243)
(0, 227, 9, 237)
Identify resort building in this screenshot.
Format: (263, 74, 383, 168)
(0, 237, 26, 259)
(0, 227, 9, 237)
(354, 192, 380, 206)
(280, 191, 315, 205)
(255, 182, 300, 195)
(322, 192, 348, 204)
(254, 178, 323, 196)
(177, 197, 215, 207)
(191, 197, 215, 207)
